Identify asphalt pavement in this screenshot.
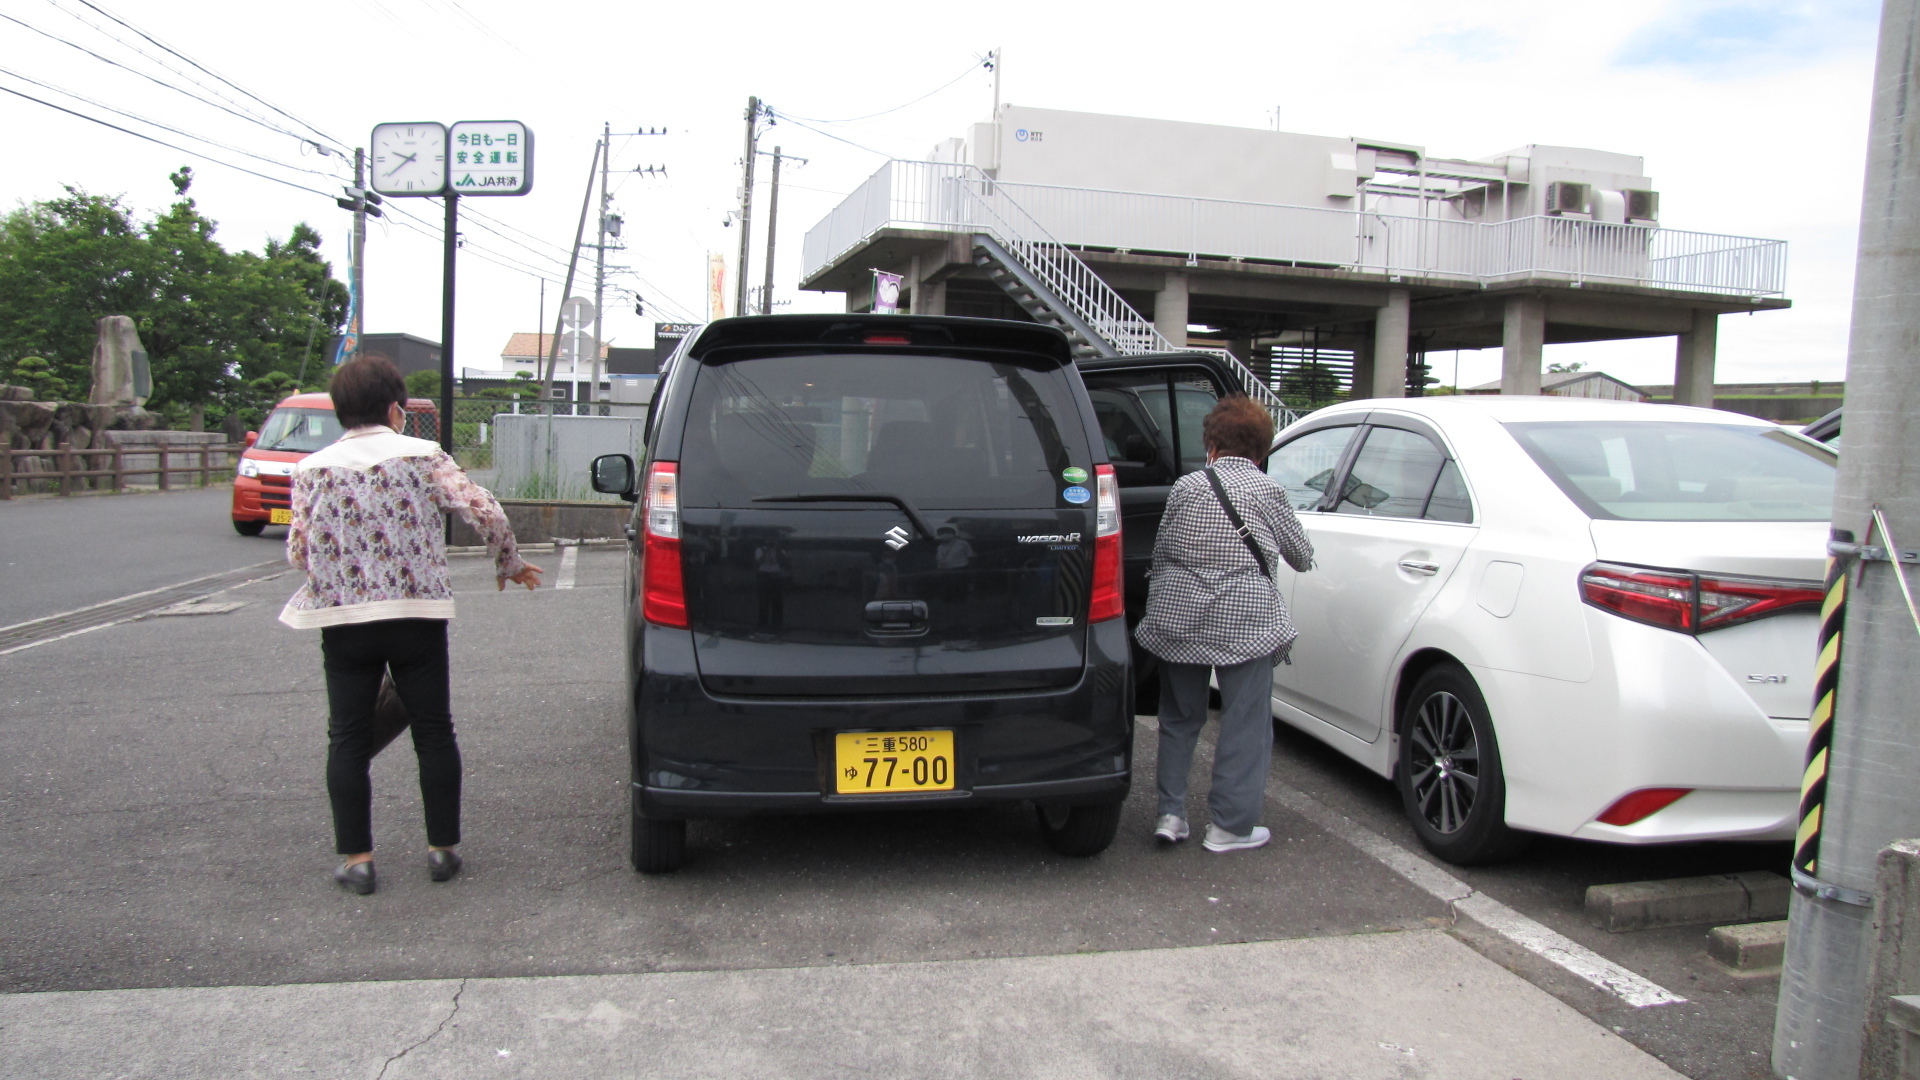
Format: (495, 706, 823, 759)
(0, 540, 1792, 1079)
(0, 484, 282, 626)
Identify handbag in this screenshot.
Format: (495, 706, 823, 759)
(1204, 466, 1291, 666)
(369, 669, 413, 756)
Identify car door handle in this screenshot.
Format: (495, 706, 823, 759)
(1398, 560, 1441, 576)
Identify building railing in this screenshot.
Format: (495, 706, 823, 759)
(802, 161, 1789, 298)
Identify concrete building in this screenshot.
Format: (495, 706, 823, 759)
(800, 106, 1790, 407)
(325, 333, 441, 378)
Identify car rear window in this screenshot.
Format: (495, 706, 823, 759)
(1506, 421, 1836, 521)
(677, 353, 1085, 510)
(255, 407, 342, 452)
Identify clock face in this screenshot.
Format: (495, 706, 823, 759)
(369, 122, 448, 196)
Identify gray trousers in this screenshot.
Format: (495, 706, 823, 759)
(1155, 658, 1274, 835)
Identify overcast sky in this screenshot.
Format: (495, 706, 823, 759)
(0, 0, 1880, 390)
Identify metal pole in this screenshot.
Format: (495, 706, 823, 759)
(734, 96, 759, 318)
(439, 191, 457, 452)
(352, 148, 367, 360)
(761, 146, 781, 315)
(592, 121, 609, 411)
(991, 48, 1001, 117)
(1775, 1, 1920, 1077)
(542, 140, 603, 402)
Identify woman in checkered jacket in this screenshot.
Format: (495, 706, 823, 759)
(1135, 396, 1313, 853)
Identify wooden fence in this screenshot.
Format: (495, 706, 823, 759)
(0, 442, 245, 499)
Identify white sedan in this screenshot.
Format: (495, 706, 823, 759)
(1263, 395, 1832, 864)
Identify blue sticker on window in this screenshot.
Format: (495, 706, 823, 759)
(1062, 485, 1091, 504)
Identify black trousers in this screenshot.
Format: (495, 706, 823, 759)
(319, 619, 460, 854)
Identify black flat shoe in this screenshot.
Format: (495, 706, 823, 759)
(427, 849, 462, 882)
(333, 860, 375, 895)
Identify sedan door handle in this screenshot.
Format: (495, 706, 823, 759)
(1398, 559, 1441, 576)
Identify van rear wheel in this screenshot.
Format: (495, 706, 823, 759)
(630, 796, 686, 874)
(232, 519, 265, 536)
(1035, 802, 1122, 857)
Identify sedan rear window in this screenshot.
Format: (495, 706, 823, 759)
(1506, 421, 1835, 521)
(678, 353, 1082, 510)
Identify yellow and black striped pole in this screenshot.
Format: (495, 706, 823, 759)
(1793, 541, 1852, 878)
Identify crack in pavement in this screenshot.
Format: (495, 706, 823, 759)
(375, 977, 467, 1080)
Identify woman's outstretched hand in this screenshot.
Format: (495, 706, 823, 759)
(500, 562, 544, 591)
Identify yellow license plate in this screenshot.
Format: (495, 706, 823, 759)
(834, 730, 955, 794)
(269, 508, 292, 525)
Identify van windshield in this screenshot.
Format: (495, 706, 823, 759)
(1506, 421, 1836, 521)
(678, 353, 1083, 510)
(256, 407, 343, 453)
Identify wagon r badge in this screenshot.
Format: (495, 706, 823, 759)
(883, 526, 911, 550)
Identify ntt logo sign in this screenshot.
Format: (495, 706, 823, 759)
(1014, 129, 1043, 143)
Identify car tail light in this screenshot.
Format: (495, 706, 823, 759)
(1089, 464, 1123, 622)
(1596, 787, 1692, 826)
(1579, 562, 1821, 635)
(641, 461, 687, 628)
(864, 332, 911, 345)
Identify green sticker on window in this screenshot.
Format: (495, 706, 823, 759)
(1062, 466, 1089, 484)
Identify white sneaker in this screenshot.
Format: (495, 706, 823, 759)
(1203, 824, 1271, 852)
(1153, 814, 1190, 843)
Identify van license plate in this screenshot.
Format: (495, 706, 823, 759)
(269, 509, 292, 525)
(834, 730, 955, 794)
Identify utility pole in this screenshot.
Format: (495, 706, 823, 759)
(351, 148, 367, 360)
(990, 48, 1001, 117)
(542, 140, 602, 403)
(592, 121, 610, 413)
(439, 190, 457, 452)
(1774, 1, 1920, 1077)
(761, 146, 781, 315)
(734, 96, 760, 318)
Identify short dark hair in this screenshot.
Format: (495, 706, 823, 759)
(1202, 395, 1275, 461)
(330, 355, 407, 428)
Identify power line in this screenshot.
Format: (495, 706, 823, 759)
(763, 111, 894, 158)
(772, 57, 989, 124)
(0, 82, 333, 199)
(62, 0, 346, 151)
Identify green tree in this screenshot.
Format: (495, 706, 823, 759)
(9, 356, 67, 400)
(0, 190, 149, 397)
(405, 369, 442, 399)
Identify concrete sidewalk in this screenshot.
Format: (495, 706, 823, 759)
(1, 930, 1679, 1080)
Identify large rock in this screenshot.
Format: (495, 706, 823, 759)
(90, 316, 149, 407)
(0, 400, 56, 449)
(0, 384, 32, 402)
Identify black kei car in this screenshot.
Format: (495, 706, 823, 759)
(591, 314, 1245, 872)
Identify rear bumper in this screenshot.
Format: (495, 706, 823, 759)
(630, 618, 1135, 821)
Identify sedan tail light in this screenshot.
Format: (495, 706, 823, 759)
(1579, 562, 1821, 634)
(641, 461, 688, 628)
(1088, 464, 1123, 622)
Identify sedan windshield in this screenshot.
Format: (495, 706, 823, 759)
(1506, 421, 1835, 521)
(255, 407, 343, 453)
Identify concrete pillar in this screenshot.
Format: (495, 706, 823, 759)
(1154, 273, 1189, 350)
(1672, 311, 1718, 408)
(905, 256, 922, 315)
(1372, 288, 1410, 399)
(916, 279, 947, 317)
(1349, 329, 1376, 401)
(1500, 295, 1546, 395)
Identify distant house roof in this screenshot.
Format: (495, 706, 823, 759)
(501, 332, 609, 361)
(1464, 370, 1645, 400)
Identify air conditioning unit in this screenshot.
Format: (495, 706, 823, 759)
(1544, 181, 1591, 216)
(1624, 189, 1660, 224)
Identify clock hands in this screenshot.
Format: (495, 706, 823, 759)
(383, 151, 420, 178)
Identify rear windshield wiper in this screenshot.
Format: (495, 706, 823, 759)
(752, 492, 935, 539)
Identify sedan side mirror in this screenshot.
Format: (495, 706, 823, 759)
(244, 430, 258, 448)
(591, 453, 638, 501)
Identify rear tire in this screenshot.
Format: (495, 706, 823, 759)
(1035, 802, 1123, 857)
(232, 518, 266, 536)
(630, 795, 686, 874)
(1396, 664, 1529, 866)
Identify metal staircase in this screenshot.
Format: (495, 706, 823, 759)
(946, 171, 1294, 423)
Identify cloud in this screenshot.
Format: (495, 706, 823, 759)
(1615, 1, 1878, 76)
(1412, 25, 1520, 63)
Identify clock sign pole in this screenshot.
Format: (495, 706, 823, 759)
(368, 120, 534, 453)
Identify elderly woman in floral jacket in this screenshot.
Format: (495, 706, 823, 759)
(1135, 396, 1313, 853)
(281, 356, 541, 895)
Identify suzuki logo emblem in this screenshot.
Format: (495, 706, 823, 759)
(883, 526, 911, 550)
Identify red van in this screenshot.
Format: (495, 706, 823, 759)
(231, 392, 440, 535)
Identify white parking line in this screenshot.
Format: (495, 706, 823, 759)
(554, 543, 578, 590)
(1141, 714, 1687, 1008)
(1262, 782, 1688, 1009)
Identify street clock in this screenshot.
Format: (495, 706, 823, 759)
(369, 122, 448, 196)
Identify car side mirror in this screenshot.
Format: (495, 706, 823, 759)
(244, 431, 258, 448)
(591, 453, 637, 501)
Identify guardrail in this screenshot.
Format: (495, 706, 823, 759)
(0, 442, 244, 499)
(803, 161, 1789, 298)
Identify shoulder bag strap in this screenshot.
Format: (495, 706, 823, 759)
(1204, 466, 1272, 579)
